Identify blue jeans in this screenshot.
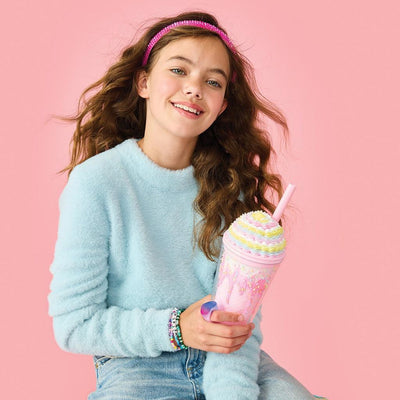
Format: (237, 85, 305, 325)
(88, 349, 317, 400)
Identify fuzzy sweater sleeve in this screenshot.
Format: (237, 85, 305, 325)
(48, 167, 173, 357)
(202, 310, 263, 400)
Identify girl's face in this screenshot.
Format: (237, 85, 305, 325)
(137, 36, 230, 147)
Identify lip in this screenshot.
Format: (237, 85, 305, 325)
(170, 101, 204, 118)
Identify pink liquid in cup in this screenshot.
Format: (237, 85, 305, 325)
(213, 210, 286, 323)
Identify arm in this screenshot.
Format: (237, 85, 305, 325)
(48, 166, 173, 357)
(203, 310, 263, 400)
(179, 296, 262, 400)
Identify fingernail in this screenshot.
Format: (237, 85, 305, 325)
(238, 315, 244, 322)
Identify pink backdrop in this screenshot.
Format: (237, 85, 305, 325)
(1, 1, 399, 399)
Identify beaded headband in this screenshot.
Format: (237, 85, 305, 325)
(142, 20, 237, 66)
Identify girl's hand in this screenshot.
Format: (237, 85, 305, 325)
(179, 295, 255, 354)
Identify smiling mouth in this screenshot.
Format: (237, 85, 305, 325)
(172, 103, 202, 116)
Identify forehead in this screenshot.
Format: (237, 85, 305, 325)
(156, 36, 230, 71)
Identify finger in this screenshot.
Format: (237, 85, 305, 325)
(200, 301, 218, 321)
(204, 343, 244, 354)
(205, 322, 253, 339)
(210, 310, 245, 324)
(205, 332, 251, 348)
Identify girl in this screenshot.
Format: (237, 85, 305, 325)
(49, 11, 320, 400)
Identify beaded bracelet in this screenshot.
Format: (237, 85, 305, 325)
(168, 308, 188, 350)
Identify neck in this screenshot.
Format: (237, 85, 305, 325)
(137, 134, 197, 170)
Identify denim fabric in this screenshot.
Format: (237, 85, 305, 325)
(88, 349, 317, 400)
(89, 348, 206, 400)
(257, 351, 316, 400)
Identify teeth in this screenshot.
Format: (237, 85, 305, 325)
(173, 103, 201, 115)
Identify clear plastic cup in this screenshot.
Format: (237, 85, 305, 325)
(213, 240, 281, 323)
(212, 185, 296, 323)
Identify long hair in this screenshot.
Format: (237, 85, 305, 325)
(62, 11, 288, 260)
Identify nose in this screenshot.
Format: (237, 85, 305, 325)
(184, 78, 202, 99)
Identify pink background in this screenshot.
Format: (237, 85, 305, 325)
(1, 1, 399, 399)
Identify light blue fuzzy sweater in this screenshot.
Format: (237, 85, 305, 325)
(48, 139, 263, 399)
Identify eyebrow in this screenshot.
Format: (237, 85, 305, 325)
(167, 56, 229, 82)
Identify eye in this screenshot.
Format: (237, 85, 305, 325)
(207, 79, 222, 88)
(170, 68, 185, 75)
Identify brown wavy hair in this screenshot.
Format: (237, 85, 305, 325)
(62, 11, 288, 260)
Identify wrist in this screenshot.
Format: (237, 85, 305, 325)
(168, 308, 188, 351)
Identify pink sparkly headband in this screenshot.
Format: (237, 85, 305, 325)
(142, 20, 237, 66)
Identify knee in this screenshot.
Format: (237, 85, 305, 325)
(258, 372, 315, 400)
(268, 373, 306, 392)
(258, 354, 315, 400)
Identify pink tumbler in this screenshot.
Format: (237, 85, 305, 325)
(210, 185, 296, 323)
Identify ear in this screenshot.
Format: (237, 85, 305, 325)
(218, 99, 228, 116)
(136, 70, 149, 99)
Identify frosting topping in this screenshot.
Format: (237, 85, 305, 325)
(223, 211, 286, 261)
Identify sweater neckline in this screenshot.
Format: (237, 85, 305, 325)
(120, 139, 197, 192)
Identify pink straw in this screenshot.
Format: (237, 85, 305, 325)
(272, 184, 296, 221)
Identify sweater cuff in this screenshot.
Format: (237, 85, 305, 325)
(136, 307, 176, 354)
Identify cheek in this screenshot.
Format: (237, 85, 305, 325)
(155, 76, 178, 98)
(211, 95, 227, 115)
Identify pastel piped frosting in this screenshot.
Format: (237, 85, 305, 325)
(223, 211, 286, 263)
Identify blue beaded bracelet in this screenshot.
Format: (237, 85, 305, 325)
(168, 308, 188, 350)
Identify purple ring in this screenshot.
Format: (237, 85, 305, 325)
(201, 300, 218, 321)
